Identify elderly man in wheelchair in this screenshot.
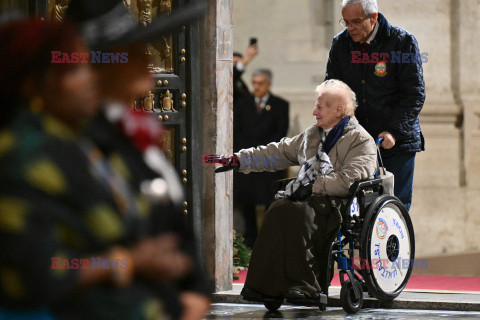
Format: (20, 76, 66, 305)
(213, 79, 414, 313)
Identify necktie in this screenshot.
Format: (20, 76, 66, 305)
(256, 99, 262, 112)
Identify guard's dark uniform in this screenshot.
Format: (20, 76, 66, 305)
(0, 108, 208, 319)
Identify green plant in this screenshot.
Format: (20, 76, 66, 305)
(233, 230, 252, 280)
(233, 232, 252, 268)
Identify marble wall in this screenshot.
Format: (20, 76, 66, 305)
(232, 0, 480, 257)
(200, 0, 234, 291)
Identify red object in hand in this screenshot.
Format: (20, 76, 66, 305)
(214, 155, 239, 173)
(202, 154, 222, 166)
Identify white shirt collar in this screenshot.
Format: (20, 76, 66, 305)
(103, 100, 126, 123)
(365, 22, 379, 44)
(255, 93, 270, 110)
(322, 128, 331, 141)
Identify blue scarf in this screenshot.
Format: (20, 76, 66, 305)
(322, 117, 350, 154)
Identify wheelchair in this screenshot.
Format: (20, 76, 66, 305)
(262, 140, 415, 314)
(330, 177, 415, 313)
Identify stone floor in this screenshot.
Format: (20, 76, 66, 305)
(214, 284, 480, 312)
(206, 303, 480, 319)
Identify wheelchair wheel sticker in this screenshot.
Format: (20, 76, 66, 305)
(350, 197, 360, 217)
(369, 204, 411, 294)
(376, 218, 388, 239)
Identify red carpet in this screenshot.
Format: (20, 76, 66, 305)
(233, 270, 480, 293)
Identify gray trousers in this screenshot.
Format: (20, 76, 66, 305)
(244, 197, 343, 296)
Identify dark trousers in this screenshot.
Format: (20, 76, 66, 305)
(244, 199, 341, 296)
(383, 152, 416, 211)
(234, 171, 282, 248)
(238, 203, 258, 248)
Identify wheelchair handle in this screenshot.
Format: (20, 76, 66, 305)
(348, 178, 383, 195)
(375, 137, 386, 178)
(376, 137, 384, 146)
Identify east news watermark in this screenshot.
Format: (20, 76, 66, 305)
(51, 51, 129, 64)
(201, 154, 280, 167)
(51, 257, 128, 270)
(351, 51, 428, 64)
(351, 257, 428, 270)
(350, 257, 428, 281)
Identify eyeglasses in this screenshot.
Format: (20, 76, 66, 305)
(252, 80, 268, 86)
(339, 14, 371, 28)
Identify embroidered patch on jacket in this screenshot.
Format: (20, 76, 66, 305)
(374, 61, 387, 77)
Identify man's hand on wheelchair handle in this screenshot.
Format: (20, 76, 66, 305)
(206, 154, 240, 173)
(288, 183, 313, 201)
(378, 132, 395, 149)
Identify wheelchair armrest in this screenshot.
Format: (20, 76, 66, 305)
(348, 178, 383, 195)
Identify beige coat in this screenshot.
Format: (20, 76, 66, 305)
(235, 117, 377, 197)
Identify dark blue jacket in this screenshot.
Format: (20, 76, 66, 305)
(325, 13, 425, 157)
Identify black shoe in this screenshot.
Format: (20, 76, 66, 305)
(241, 287, 284, 303)
(284, 288, 306, 301)
(285, 287, 327, 306)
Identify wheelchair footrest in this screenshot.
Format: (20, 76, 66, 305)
(319, 293, 328, 305)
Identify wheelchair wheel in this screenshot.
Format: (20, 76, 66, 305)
(340, 279, 363, 314)
(360, 195, 415, 301)
(263, 298, 283, 312)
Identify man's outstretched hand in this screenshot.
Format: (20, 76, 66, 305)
(204, 154, 240, 173)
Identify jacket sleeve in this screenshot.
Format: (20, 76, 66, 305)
(233, 64, 243, 83)
(235, 132, 303, 174)
(312, 132, 377, 196)
(388, 34, 425, 140)
(233, 97, 247, 150)
(324, 38, 343, 81)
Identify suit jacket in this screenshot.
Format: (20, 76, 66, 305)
(233, 93, 289, 204)
(233, 64, 250, 100)
(234, 93, 289, 151)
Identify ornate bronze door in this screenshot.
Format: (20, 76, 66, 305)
(119, 0, 202, 236)
(0, 0, 47, 15)
(1, 0, 203, 242)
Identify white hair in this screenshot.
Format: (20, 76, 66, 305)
(315, 80, 357, 117)
(252, 68, 273, 83)
(342, 0, 378, 15)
